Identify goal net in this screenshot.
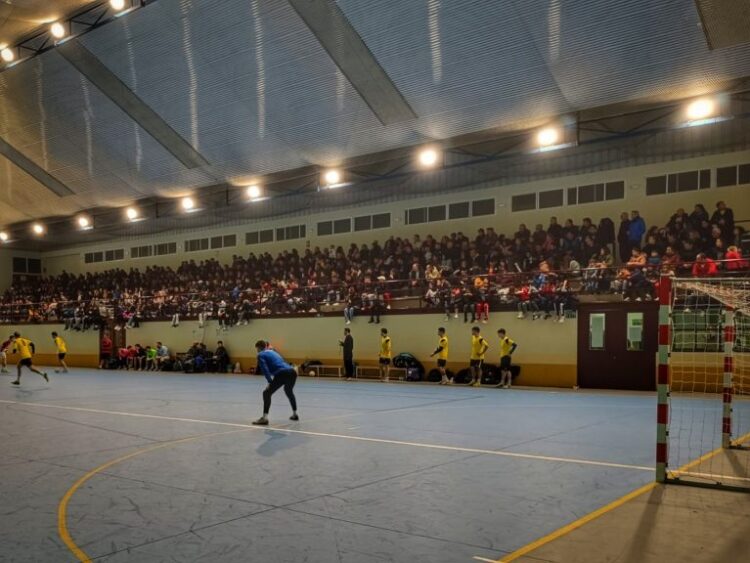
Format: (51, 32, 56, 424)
(658, 276, 750, 491)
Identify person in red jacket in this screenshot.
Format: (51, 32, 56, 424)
(725, 246, 749, 271)
(100, 333, 113, 369)
(691, 253, 718, 277)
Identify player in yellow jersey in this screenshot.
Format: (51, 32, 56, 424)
(430, 327, 451, 385)
(51, 331, 69, 373)
(11, 331, 48, 385)
(495, 329, 518, 388)
(469, 326, 489, 387)
(379, 328, 392, 382)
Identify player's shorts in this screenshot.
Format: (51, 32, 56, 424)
(437, 359, 447, 368)
(0, 350, 6, 359)
(100, 353, 111, 360)
(19, 358, 32, 367)
(470, 359, 483, 368)
(58, 353, 66, 360)
(500, 355, 512, 370)
(379, 357, 391, 365)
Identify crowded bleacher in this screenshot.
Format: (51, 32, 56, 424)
(1, 200, 747, 328)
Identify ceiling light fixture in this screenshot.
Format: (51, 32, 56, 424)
(50, 22, 67, 40)
(110, 0, 127, 10)
(125, 207, 139, 221)
(686, 98, 715, 121)
(417, 148, 440, 168)
(77, 215, 92, 230)
(32, 223, 45, 236)
(536, 127, 560, 147)
(0, 47, 14, 63)
(181, 197, 196, 212)
(246, 185, 262, 200)
(323, 169, 342, 186)
(0, 231, 8, 242)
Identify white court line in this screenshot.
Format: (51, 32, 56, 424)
(0, 399, 653, 472)
(473, 557, 498, 563)
(671, 471, 750, 483)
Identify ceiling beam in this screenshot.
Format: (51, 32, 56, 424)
(287, 0, 417, 125)
(0, 136, 75, 197)
(57, 39, 210, 169)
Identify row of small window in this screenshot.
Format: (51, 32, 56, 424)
(246, 224, 307, 245)
(130, 243, 177, 259)
(646, 169, 711, 196)
(512, 182, 625, 212)
(318, 213, 391, 236)
(84, 249, 125, 264)
(12, 257, 42, 274)
(185, 235, 237, 253)
(716, 163, 750, 188)
(405, 199, 495, 225)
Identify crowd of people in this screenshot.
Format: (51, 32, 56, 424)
(0, 200, 747, 328)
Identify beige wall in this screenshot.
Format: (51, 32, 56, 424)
(1, 324, 100, 368)
(39, 149, 750, 277)
(120, 312, 577, 387)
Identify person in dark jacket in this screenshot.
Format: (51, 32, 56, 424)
(617, 211, 631, 263)
(710, 201, 735, 243)
(339, 328, 355, 380)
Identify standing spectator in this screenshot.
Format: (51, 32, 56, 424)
(100, 332, 113, 369)
(689, 204, 709, 230)
(597, 216, 616, 255)
(617, 212, 631, 263)
(547, 217, 563, 244)
(711, 201, 735, 243)
(215, 340, 230, 373)
(627, 211, 646, 256)
(339, 327, 355, 380)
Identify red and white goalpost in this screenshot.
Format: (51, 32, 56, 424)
(657, 275, 750, 490)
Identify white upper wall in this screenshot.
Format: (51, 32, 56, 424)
(40, 149, 750, 277)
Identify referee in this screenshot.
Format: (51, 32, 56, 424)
(339, 328, 355, 380)
(252, 341, 299, 425)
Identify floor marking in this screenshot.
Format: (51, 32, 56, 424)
(58, 429, 249, 563)
(671, 471, 750, 483)
(486, 430, 750, 562)
(1, 399, 652, 471)
(473, 557, 499, 563)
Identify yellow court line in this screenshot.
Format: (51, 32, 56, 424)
(58, 429, 248, 563)
(491, 430, 750, 563)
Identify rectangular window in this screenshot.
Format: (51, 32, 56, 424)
(538, 189, 564, 209)
(567, 187, 577, 205)
(354, 215, 371, 232)
(12, 257, 26, 273)
(406, 208, 427, 225)
(511, 193, 536, 212)
(104, 249, 124, 262)
(716, 166, 737, 187)
(646, 176, 667, 196)
(605, 181, 625, 200)
(471, 198, 495, 217)
(186, 238, 209, 252)
(223, 234, 237, 247)
(286, 225, 301, 240)
(577, 183, 604, 204)
(84, 251, 103, 264)
(372, 213, 390, 229)
(131, 245, 152, 258)
(428, 205, 446, 222)
(739, 163, 750, 185)
(210, 236, 223, 249)
(448, 201, 470, 219)
(317, 221, 333, 236)
(333, 218, 351, 234)
(155, 242, 177, 256)
(627, 312, 644, 351)
(27, 258, 42, 274)
(246, 232, 259, 245)
(276, 228, 286, 242)
(589, 313, 606, 350)
(699, 169, 711, 189)
(676, 171, 698, 192)
(259, 229, 273, 243)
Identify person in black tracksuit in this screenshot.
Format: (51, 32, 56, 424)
(339, 328, 355, 380)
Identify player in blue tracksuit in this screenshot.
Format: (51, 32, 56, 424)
(252, 340, 299, 425)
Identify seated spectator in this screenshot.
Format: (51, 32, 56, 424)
(692, 253, 718, 277)
(725, 246, 749, 271)
(145, 345, 157, 371)
(626, 247, 647, 268)
(155, 341, 170, 369)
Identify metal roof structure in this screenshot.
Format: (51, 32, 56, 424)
(1, 0, 750, 249)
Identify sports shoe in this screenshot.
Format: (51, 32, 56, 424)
(472, 381, 481, 387)
(0, 368, 8, 373)
(42, 373, 49, 382)
(290, 414, 299, 421)
(11, 380, 19, 385)
(252, 417, 268, 426)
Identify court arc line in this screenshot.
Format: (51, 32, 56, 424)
(487, 430, 750, 562)
(57, 429, 249, 563)
(0, 399, 652, 472)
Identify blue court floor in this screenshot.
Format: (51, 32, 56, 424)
(0, 370, 746, 563)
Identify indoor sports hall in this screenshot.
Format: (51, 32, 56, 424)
(1, 1, 750, 562)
